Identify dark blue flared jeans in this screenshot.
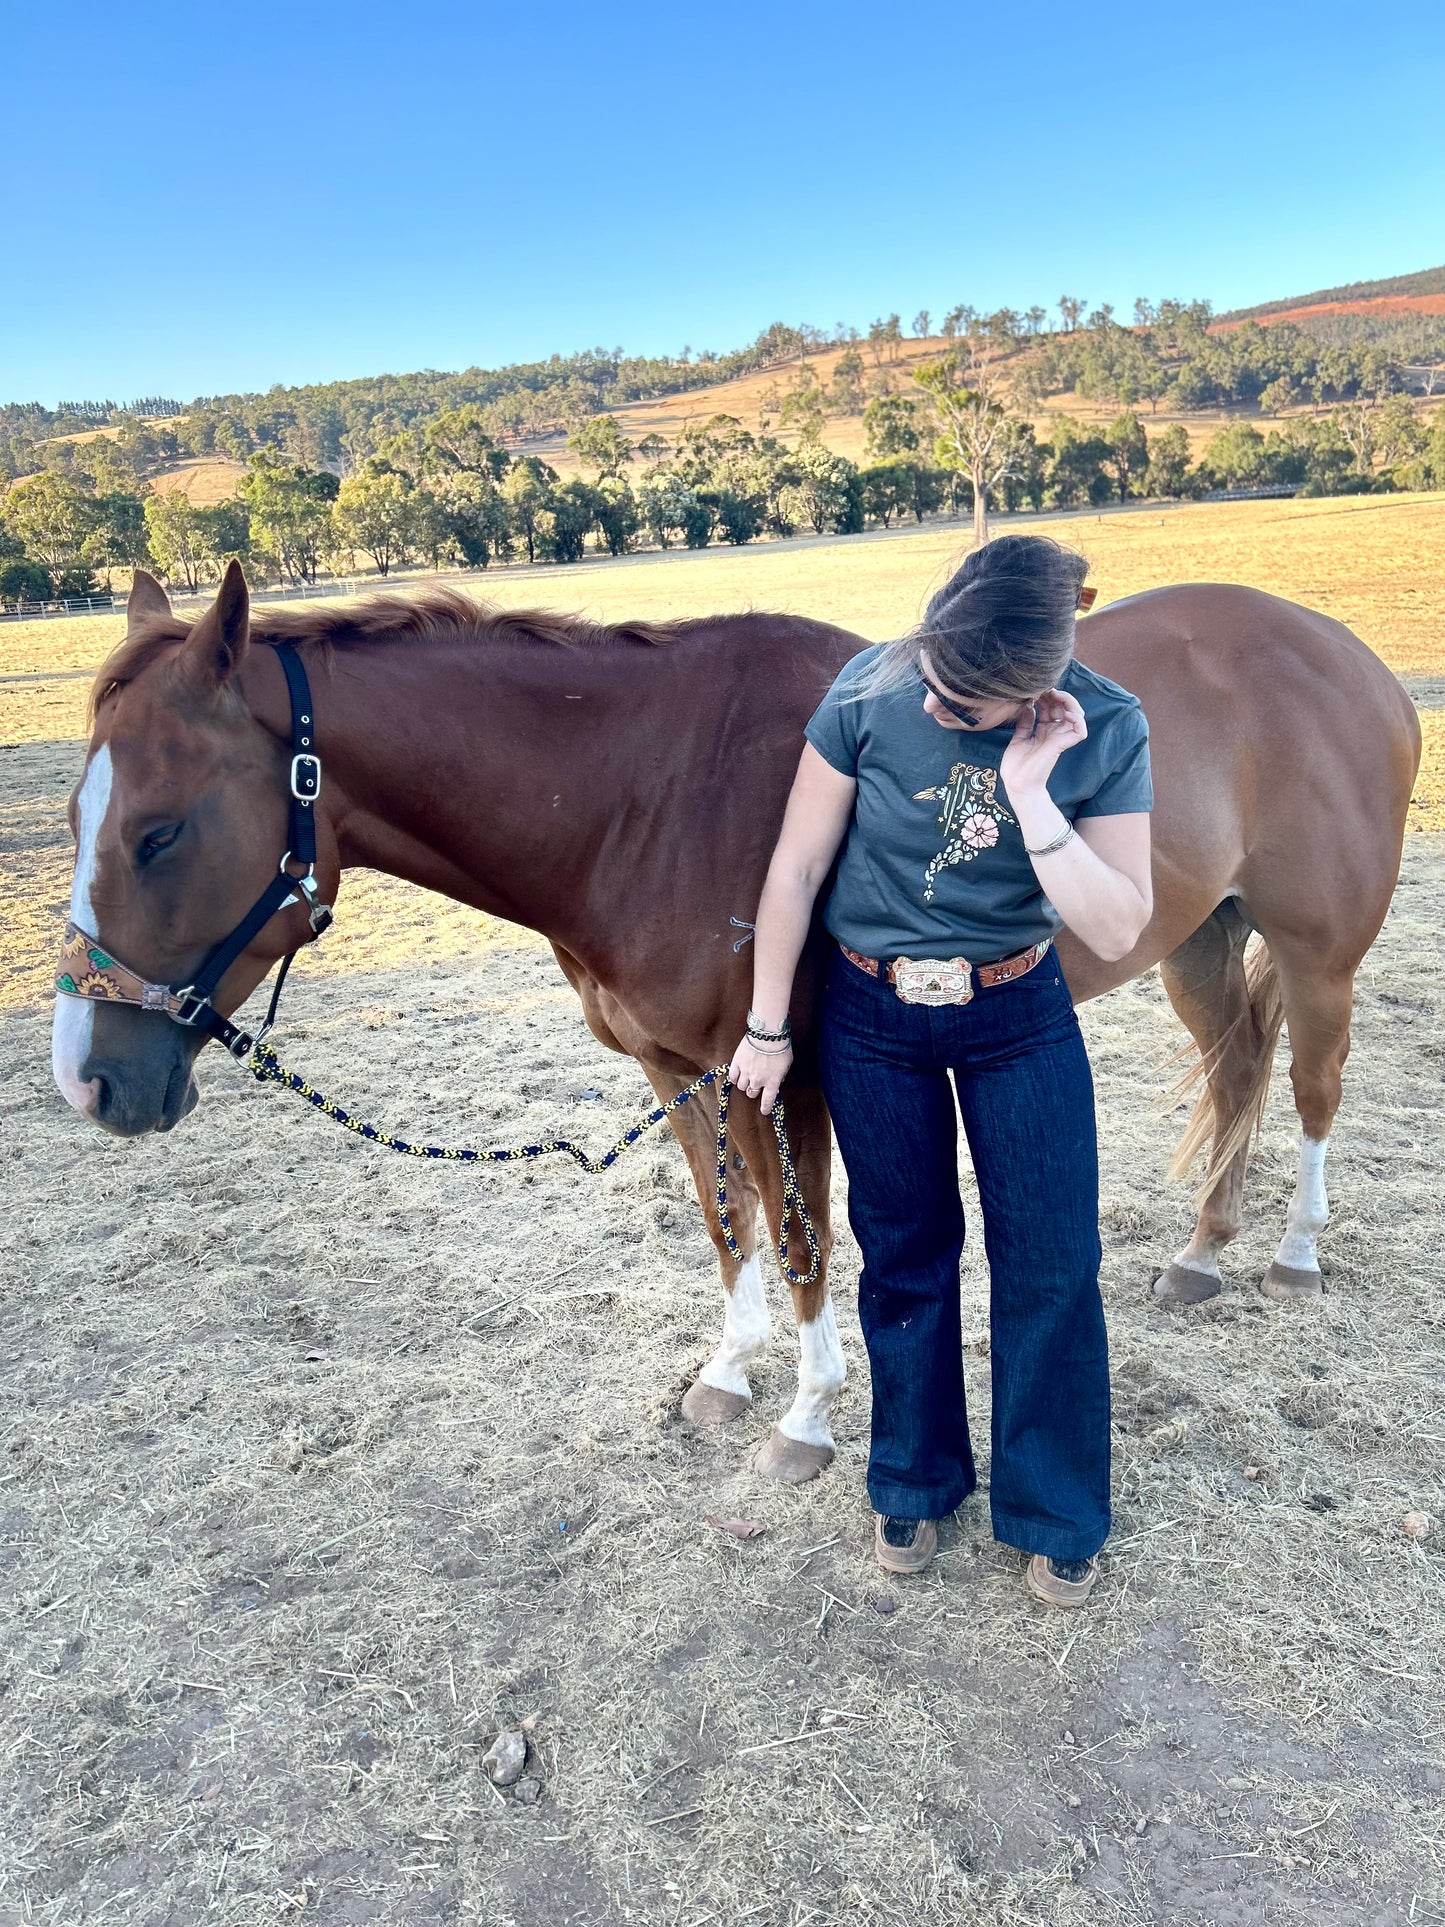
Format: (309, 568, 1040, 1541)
(819, 943, 1109, 1561)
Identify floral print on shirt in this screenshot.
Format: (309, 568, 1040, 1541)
(913, 763, 1017, 901)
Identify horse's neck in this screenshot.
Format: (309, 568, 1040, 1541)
(300, 638, 640, 943)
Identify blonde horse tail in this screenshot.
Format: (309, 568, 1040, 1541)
(1165, 936, 1286, 1208)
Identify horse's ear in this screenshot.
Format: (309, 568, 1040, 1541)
(180, 559, 250, 688)
(127, 569, 172, 629)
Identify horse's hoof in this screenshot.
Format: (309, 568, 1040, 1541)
(681, 1381, 751, 1428)
(1152, 1264, 1222, 1307)
(1260, 1262, 1323, 1304)
(754, 1427, 833, 1483)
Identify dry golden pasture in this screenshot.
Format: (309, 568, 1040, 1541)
(4, 492, 1442, 825)
(145, 456, 249, 505)
(1, 496, 1442, 1926)
(532, 335, 950, 472)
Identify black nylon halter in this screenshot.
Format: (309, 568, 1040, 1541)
(170, 643, 332, 1057)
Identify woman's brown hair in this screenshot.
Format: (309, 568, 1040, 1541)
(849, 534, 1089, 704)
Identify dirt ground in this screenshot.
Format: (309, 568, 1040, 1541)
(2, 509, 1443, 1925)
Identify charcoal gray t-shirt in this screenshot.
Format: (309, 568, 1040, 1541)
(804, 647, 1152, 961)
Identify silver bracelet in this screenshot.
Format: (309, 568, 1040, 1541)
(746, 1008, 792, 1043)
(1024, 823, 1075, 858)
(743, 1037, 792, 1055)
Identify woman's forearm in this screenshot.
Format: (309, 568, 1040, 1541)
(750, 861, 822, 1027)
(1011, 791, 1149, 962)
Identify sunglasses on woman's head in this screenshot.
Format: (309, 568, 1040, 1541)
(919, 669, 985, 727)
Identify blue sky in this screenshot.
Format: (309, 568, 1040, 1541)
(4, 0, 1443, 406)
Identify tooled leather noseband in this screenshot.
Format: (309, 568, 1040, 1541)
(54, 643, 333, 1060)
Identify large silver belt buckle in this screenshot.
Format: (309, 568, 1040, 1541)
(892, 957, 974, 1006)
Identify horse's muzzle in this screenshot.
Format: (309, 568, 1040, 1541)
(87, 1053, 201, 1136)
(53, 995, 203, 1136)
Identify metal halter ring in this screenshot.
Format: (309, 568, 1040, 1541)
(168, 987, 206, 1029)
(279, 853, 331, 933)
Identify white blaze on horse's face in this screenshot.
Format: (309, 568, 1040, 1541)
(51, 744, 113, 1114)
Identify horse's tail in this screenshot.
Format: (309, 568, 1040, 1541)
(1165, 935, 1286, 1206)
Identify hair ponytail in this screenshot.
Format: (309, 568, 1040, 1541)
(846, 534, 1088, 704)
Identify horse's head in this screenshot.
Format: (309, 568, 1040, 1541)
(52, 563, 330, 1135)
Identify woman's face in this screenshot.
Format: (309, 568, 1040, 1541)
(918, 650, 1046, 734)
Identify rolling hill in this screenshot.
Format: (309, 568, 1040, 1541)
(1216, 263, 1445, 323)
(19, 264, 1444, 501)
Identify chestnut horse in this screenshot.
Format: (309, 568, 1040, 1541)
(52, 565, 1419, 1481)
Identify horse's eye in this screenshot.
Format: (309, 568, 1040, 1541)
(138, 823, 183, 862)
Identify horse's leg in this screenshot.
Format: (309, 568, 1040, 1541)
(636, 1062, 774, 1429)
(1154, 901, 1285, 1305)
(718, 1079, 842, 1484)
(549, 940, 840, 1466)
(1252, 941, 1356, 1303)
(547, 944, 775, 1424)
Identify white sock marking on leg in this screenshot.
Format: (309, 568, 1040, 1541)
(1169, 1249, 1223, 1280)
(1273, 1135, 1329, 1273)
(697, 1253, 771, 1399)
(777, 1296, 847, 1448)
(52, 745, 112, 1113)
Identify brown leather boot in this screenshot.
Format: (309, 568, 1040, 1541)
(874, 1514, 937, 1575)
(1025, 1553, 1098, 1608)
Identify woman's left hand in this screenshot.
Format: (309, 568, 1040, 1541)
(1000, 688, 1087, 796)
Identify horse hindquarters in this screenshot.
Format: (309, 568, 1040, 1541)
(1157, 884, 1388, 1306)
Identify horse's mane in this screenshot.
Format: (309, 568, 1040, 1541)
(253, 589, 683, 652)
(91, 589, 689, 718)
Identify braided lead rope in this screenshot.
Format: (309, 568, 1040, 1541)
(245, 1043, 821, 1288)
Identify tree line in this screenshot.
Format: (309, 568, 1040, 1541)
(6, 290, 1442, 490)
(6, 381, 1444, 605)
(0, 323, 842, 489)
(4, 293, 1445, 603)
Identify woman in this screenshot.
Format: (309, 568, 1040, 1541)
(730, 535, 1153, 1607)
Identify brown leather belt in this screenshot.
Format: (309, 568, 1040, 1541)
(838, 937, 1051, 1006)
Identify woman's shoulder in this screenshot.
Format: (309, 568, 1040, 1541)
(827, 643, 889, 693)
(1061, 658, 1147, 730)
(813, 643, 904, 720)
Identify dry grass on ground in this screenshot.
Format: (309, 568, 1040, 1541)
(1, 494, 1442, 1924)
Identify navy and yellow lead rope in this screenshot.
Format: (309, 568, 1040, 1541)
(246, 1042, 821, 1287)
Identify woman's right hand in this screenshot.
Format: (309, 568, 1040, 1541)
(729, 1037, 794, 1116)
